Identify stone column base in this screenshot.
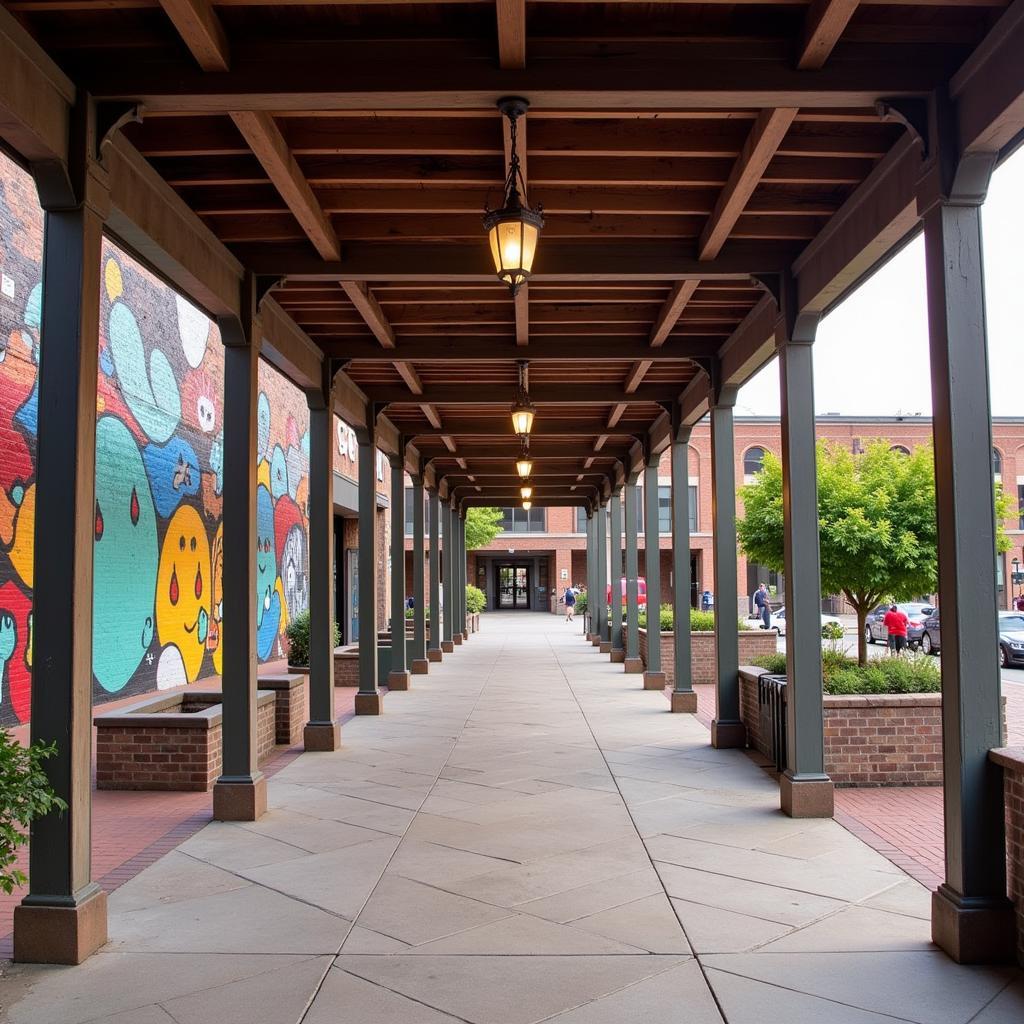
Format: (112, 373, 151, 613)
(711, 719, 746, 749)
(610, 649, 626, 663)
(453, 633, 463, 645)
(599, 641, 611, 654)
(591, 637, 602, 647)
(387, 670, 411, 691)
(213, 774, 267, 821)
(931, 885, 1016, 964)
(441, 640, 454, 654)
(643, 671, 666, 690)
(780, 772, 834, 818)
(623, 657, 644, 673)
(671, 691, 698, 713)
(355, 691, 384, 715)
(14, 887, 108, 965)
(411, 659, 429, 674)
(427, 648, 443, 663)
(304, 720, 342, 751)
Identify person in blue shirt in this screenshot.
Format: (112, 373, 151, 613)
(563, 585, 576, 622)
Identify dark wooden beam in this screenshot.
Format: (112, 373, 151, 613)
(798, 0, 861, 71)
(649, 279, 701, 347)
(158, 0, 229, 72)
(700, 108, 799, 260)
(229, 111, 341, 261)
(339, 281, 396, 348)
(496, 0, 526, 71)
(404, 419, 647, 438)
(326, 336, 722, 361)
(366, 383, 685, 405)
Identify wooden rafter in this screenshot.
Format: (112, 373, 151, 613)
(229, 111, 341, 262)
(699, 108, 799, 261)
(496, 0, 526, 71)
(340, 281, 396, 349)
(607, 404, 626, 429)
(649, 280, 700, 347)
(799, 0, 861, 71)
(158, 0, 228, 72)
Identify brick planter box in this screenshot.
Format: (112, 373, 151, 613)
(95, 688, 276, 791)
(739, 667, 1007, 787)
(990, 747, 1024, 966)
(638, 628, 777, 686)
(255, 673, 307, 747)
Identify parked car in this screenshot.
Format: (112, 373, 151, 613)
(998, 612, 1024, 668)
(606, 577, 647, 610)
(922, 610, 1024, 667)
(767, 606, 843, 638)
(865, 603, 935, 649)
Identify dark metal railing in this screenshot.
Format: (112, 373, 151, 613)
(758, 674, 788, 772)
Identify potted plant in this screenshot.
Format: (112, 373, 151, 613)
(1, 730, 66, 895)
(285, 609, 341, 672)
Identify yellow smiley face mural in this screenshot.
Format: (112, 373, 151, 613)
(156, 505, 211, 683)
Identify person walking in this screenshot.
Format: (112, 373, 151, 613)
(883, 603, 909, 656)
(701, 589, 712, 613)
(563, 585, 576, 622)
(753, 583, 771, 630)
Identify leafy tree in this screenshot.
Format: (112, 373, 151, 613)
(737, 440, 1011, 666)
(465, 507, 504, 551)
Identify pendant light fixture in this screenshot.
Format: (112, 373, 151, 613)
(511, 359, 536, 437)
(522, 500, 533, 511)
(520, 481, 533, 500)
(484, 97, 544, 295)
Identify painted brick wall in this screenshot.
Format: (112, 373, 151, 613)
(0, 152, 319, 727)
(992, 749, 1024, 966)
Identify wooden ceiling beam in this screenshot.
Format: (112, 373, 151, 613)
(798, 0, 861, 71)
(607, 404, 627, 428)
(327, 337, 721, 361)
(699, 108, 799, 260)
(496, 0, 526, 71)
(229, 110, 341, 261)
(649, 279, 701, 347)
(403, 419, 646, 438)
(624, 360, 653, 393)
(365, 383, 686, 405)
(339, 280, 396, 348)
(158, 0, 229, 71)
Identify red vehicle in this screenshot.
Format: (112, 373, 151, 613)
(606, 577, 647, 609)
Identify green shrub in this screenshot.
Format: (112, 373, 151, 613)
(752, 650, 941, 695)
(821, 620, 845, 642)
(285, 609, 341, 665)
(1, 731, 67, 894)
(405, 606, 414, 619)
(574, 593, 588, 614)
(465, 584, 486, 614)
(689, 609, 717, 632)
(635, 606, 752, 633)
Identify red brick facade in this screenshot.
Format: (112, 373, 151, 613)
(991, 747, 1024, 966)
(639, 628, 777, 686)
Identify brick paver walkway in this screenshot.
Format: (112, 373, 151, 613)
(0, 666, 362, 958)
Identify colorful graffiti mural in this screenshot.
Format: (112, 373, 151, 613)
(0, 155, 311, 727)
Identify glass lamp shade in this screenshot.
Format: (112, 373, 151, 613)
(485, 208, 543, 293)
(511, 399, 536, 436)
(520, 483, 533, 499)
(516, 458, 533, 478)
(522, 500, 532, 511)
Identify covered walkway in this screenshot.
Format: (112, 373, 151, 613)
(5, 614, 1021, 1023)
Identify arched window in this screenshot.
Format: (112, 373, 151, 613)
(890, 445, 910, 456)
(743, 446, 766, 480)
(993, 448, 1003, 477)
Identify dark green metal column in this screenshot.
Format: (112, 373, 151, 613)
(388, 449, 410, 690)
(214, 278, 266, 818)
(624, 474, 643, 673)
(923, 158, 1014, 963)
(441, 500, 454, 652)
(16, 159, 109, 964)
(452, 505, 464, 645)
(458, 511, 469, 639)
(584, 511, 595, 639)
(670, 419, 696, 713)
(642, 454, 665, 690)
(709, 390, 745, 748)
(427, 488, 442, 662)
(596, 500, 610, 652)
(609, 489, 625, 662)
(303, 371, 340, 750)
(778, 315, 832, 817)
(354, 422, 381, 714)
(410, 475, 428, 673)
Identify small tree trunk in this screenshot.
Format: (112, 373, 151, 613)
(855, 605, 869, 667)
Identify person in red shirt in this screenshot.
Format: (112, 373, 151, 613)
(883, 604, 909, 656)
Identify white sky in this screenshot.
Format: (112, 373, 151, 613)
(735, 146, 1024, 418)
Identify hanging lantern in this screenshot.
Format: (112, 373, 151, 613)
(484, 97, 544, 295)
(516, 456, 533, 478)
(511, 359, 536, 437)
(520, 481, 533, 499)
(522, 500, 532, 511)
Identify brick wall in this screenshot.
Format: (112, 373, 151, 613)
(640, 629, 777, 685)
(991, 748, 1024, 966)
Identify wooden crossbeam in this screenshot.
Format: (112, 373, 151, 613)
(699, 108, 799, 261)
(422, 404, 444, 429)
(649, 279, 700, 347)
(339, 281, 396, 348)
(394, 360, 423, 394)
(158, 0, 229, 72)
(229, 110, 341, 261)
(798, 0, 860, 71)
(496, 0, 526, 71)
(624, 360, 653, 393)
(607, 404, 626, 428)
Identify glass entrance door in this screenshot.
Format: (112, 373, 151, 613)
(497, 566, 530, 609)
